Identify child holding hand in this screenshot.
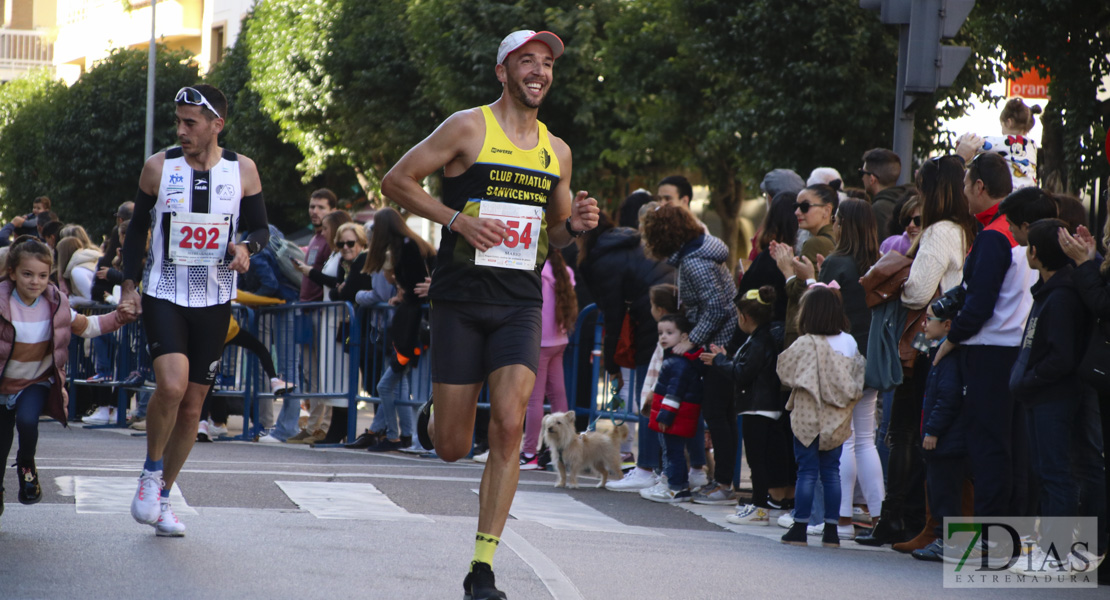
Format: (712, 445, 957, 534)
(643, 313, 703, 504)
(0, 237, 135, 525)
(776, 285, 865, 548)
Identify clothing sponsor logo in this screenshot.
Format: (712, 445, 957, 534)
(208, 360, 221, 378)
(215, 184, 236, 202)
(169, 174, 184, 185)
(194, 179, 208, 191)
(491, 147, 513, 155)
(942, 517, 1100, 588)
(539, 148, 551, 169)
(165, 186, 185, 196)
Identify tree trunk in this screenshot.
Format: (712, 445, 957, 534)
(1039, 101, 1067, 194)
(709, 169, 743, 272)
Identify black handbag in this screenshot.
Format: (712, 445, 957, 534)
(1078, 319, 1110, 394)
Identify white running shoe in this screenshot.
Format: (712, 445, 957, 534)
(838, 524, 856, 540)
(82, 406, 111, 425)
(688, 468, 709, 492)
(778, 510, 795, 529)
(807, 524, 823, 536)
(207, 421, 228, 438)
(257, 433, 283, 444)
(472, 450, 490, 463)
(131, 470, 163, 525)
(642, 486, 692, 504)
(606, 468, 657, 492)
(154, 500, 185, 537)
(638, 479, 670, 499)
(196, 420, 211, 442)
(727, 504, 771, 526)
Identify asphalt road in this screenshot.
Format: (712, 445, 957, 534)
(0, 421, 1104, 600)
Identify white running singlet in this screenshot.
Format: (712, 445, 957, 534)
(143, 147, 243, 307)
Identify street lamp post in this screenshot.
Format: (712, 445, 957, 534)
(144, 0, 157, 159)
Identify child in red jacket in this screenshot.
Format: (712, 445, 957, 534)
(644, 313, 703, 503)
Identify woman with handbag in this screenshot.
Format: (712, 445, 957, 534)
(858, 155, 976, 547)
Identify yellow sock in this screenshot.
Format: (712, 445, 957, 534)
(472, 532, 500, 571)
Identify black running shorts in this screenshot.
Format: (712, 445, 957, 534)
(430, 301, 541, 385)
(142, 295, 232, 385)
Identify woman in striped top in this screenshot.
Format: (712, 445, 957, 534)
(0, 237, 135, 522)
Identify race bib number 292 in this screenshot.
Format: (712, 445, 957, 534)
(474, 201, 542, 271)
(168, 212, 232, 266)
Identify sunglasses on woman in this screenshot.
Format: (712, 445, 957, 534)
(908, 216, 922, 227)
(337, 241, 359, 249)
(793, 201, 827, 214)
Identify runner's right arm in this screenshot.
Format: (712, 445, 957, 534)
(120, 153, 165, 311)
(382, 110, 507, 251)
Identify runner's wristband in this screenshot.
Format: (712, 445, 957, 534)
(565, 217, 583, 238)
(447, 210, 461, 232)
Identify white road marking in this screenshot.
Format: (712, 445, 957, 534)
(55, 476, 197, 515)
(276, 481, 433, 522)
(477, 489, 661, 536)
(36, 465, 556, 486)
(501, 526, 585, 600)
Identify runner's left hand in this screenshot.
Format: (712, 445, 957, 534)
(228, 243, 251, 274)
(569, 191, 600, 233)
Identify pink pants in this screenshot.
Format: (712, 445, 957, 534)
(523, 344, 569, 455)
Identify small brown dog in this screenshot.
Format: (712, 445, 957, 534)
(541, 411, 628, 489)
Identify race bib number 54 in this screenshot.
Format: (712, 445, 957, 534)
(475, 201, 542, 271)
(168, 212, 232, 266)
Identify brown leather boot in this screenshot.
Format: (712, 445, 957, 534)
(893, 483, 937, 553)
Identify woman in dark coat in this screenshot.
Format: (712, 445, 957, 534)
(576, 212, 674, 486)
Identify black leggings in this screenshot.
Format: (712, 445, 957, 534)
(742, 413, 796, 508)
(702, 366, 737, 487)
(198, 330, 279, 426)
(0, 385, 49, 491)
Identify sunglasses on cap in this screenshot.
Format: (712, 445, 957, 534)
(336, 240, 359, 249)
(175, 87, 221, 119)
(793, 201, 828, 214)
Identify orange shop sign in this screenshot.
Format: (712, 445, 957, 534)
(1007, 67, 1049, 99)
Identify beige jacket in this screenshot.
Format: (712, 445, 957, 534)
(777, 334, 866, 450)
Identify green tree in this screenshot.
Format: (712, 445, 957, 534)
(603, 0, 993, 262)
(0, 46, 199, 237)
(0, 68, 67, 219)
(972, 0, 1110, 195)
(206, 11, 343, 232)
(247, 0, 437, 194)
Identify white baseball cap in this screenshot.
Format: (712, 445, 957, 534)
(497, 30, 564, 65)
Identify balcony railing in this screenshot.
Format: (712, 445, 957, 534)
(0, 30, 54, 72)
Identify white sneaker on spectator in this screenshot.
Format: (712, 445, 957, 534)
(257, 433, 283, 444)
(638, 479, 670, 499)
(642, 486, 692, 504)
(207, 421, 228, 438)
(270, 377, 294, 395)
(688, 468, 709, 492)
(807, 524, 823, 536)
(131, 470, 163, 525)
(82, 406, 111, 425)
(108, 407, 117, 423)
(837, 524, 856, 540)
(472, 450, 490, 463)
(727, 504, 770, 526)
(154, 500, 185, 537)
(777, 510, 795, 529)
(1009, 544, 1069, 575)
(196, 420, 211, 442)
(852, 506, 872, 527)
(606, 468, 657, 492)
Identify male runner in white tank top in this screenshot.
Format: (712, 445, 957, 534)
(382, 31, 599, 599)
(121, 84, 270, 537)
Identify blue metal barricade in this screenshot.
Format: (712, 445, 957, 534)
(253, 301, 361, 443)
(564, 303, 642, 426)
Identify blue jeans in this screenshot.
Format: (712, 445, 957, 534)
(793, 436, 842, 524)
(0, 384, 49, 468)
(1025, 388, 1106, 550)
(662, 432, 690, 491)
(92, 335, 114, 378)
(268, 310, 302, 441)
(374, 365, 413, 440)
(659, 418, 705, 477)
(632, 364, 664, 470)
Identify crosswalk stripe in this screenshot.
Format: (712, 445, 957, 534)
(481, 489, 661, 536)
(55, 476, 197, 515)
(276, 481, 433, 522)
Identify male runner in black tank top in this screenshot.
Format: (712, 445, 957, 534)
(382, 30, 599, 599)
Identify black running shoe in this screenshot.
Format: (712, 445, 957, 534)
(462, 562, 507, 600)
(344, 429, 381, 449)
(416, 397, 434, 450)
(17, 461, 41, 505)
